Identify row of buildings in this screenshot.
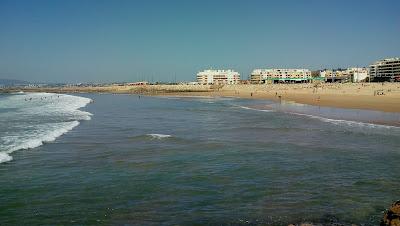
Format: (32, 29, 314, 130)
(196, 57, 400, 85)
(250, 69, 312, 84)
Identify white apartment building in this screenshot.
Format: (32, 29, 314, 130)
(348, 68, 369, 82)
(369, 58, 400, 82)
(250, 69, 311, 84)
(196, 69, 240, 85)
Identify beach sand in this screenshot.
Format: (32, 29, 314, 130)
(4, 83, 400, 112)
(156, 83, 400, 113)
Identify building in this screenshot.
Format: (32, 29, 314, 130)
(311, 71, 321, 77)
(196, 69, 240, 85)
(250, 69, 312, 84)
(369, 58, 400, 82)
(321, 69, 352, 83)
(126, 81, 149, 86)
(349, 68, 369, 83)
(319, 69, 330, 79)
(321, 69, 349, 83)
(321, 68, 368, 83)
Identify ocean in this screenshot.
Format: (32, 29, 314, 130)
(0, 92, 399, 225)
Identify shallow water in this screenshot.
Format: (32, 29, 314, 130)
(1, 93, 399, 225)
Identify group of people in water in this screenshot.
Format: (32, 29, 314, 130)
(24, 95, 61, 101)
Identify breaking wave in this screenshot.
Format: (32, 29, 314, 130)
(232, 104, 274, 112)
(146, 134, 172, 139)
(0, 93, 92, 163)
(234, 103, 399, 132)
(288, 111, 400, 130)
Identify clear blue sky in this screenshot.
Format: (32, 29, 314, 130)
(0, 0, 399, 83)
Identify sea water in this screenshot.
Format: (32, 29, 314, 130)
(0, 93, 399, 225)
(0, 92, 92, 163)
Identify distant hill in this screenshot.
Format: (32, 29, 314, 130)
(0, 79, 30, 86)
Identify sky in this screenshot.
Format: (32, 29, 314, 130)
(0, 0, 399, 83)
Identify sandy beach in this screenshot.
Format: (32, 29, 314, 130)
(192, 83, 400, 113)
(6, 83, 400, 113)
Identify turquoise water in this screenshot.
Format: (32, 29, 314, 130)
(1, 93, 400, 225)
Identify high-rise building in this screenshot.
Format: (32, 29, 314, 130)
(369, 58, 400, 82)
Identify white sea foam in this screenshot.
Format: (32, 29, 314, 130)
(0, 152, 13, 163)
(147, 134, 172, 139)
(3, 121, 80, 152)
(10, 91, 25, 94)
(0, 93, 92, 164)
(233, 104, 273, 112)
(287, 111, 400, 131)
(233, 103, 399, 131)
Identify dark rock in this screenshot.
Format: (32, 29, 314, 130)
(381, 200, 400, 226)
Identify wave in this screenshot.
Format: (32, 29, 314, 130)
(232, 104, 273, 112)
(127, 133, 190, 143)
(288, 111, 399, 130)
(146, 134, 172, 139)
(0, 121, 80, 163)
(0, 152, 13, 163)
(10, 91, 25, 94)
(0, 93, 92, 164)
(233, 104, 399, 131)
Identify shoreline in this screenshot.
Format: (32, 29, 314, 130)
(2, 83, 400, 113)
(155, 89, 400, 113)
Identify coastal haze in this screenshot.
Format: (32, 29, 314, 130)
(1, 0, 400, 226)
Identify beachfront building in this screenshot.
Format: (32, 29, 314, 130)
(321, 68, 368, 83)
(321, 69, 351, 83)
(250, 69, 312, 84)
(349, 68, 369, 83)
(196, 69, 240, 85)
(126, 81, 149, 86)
(369, 58, 400, 82)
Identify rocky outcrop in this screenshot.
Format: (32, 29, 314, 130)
(381, 200, 400, 226)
